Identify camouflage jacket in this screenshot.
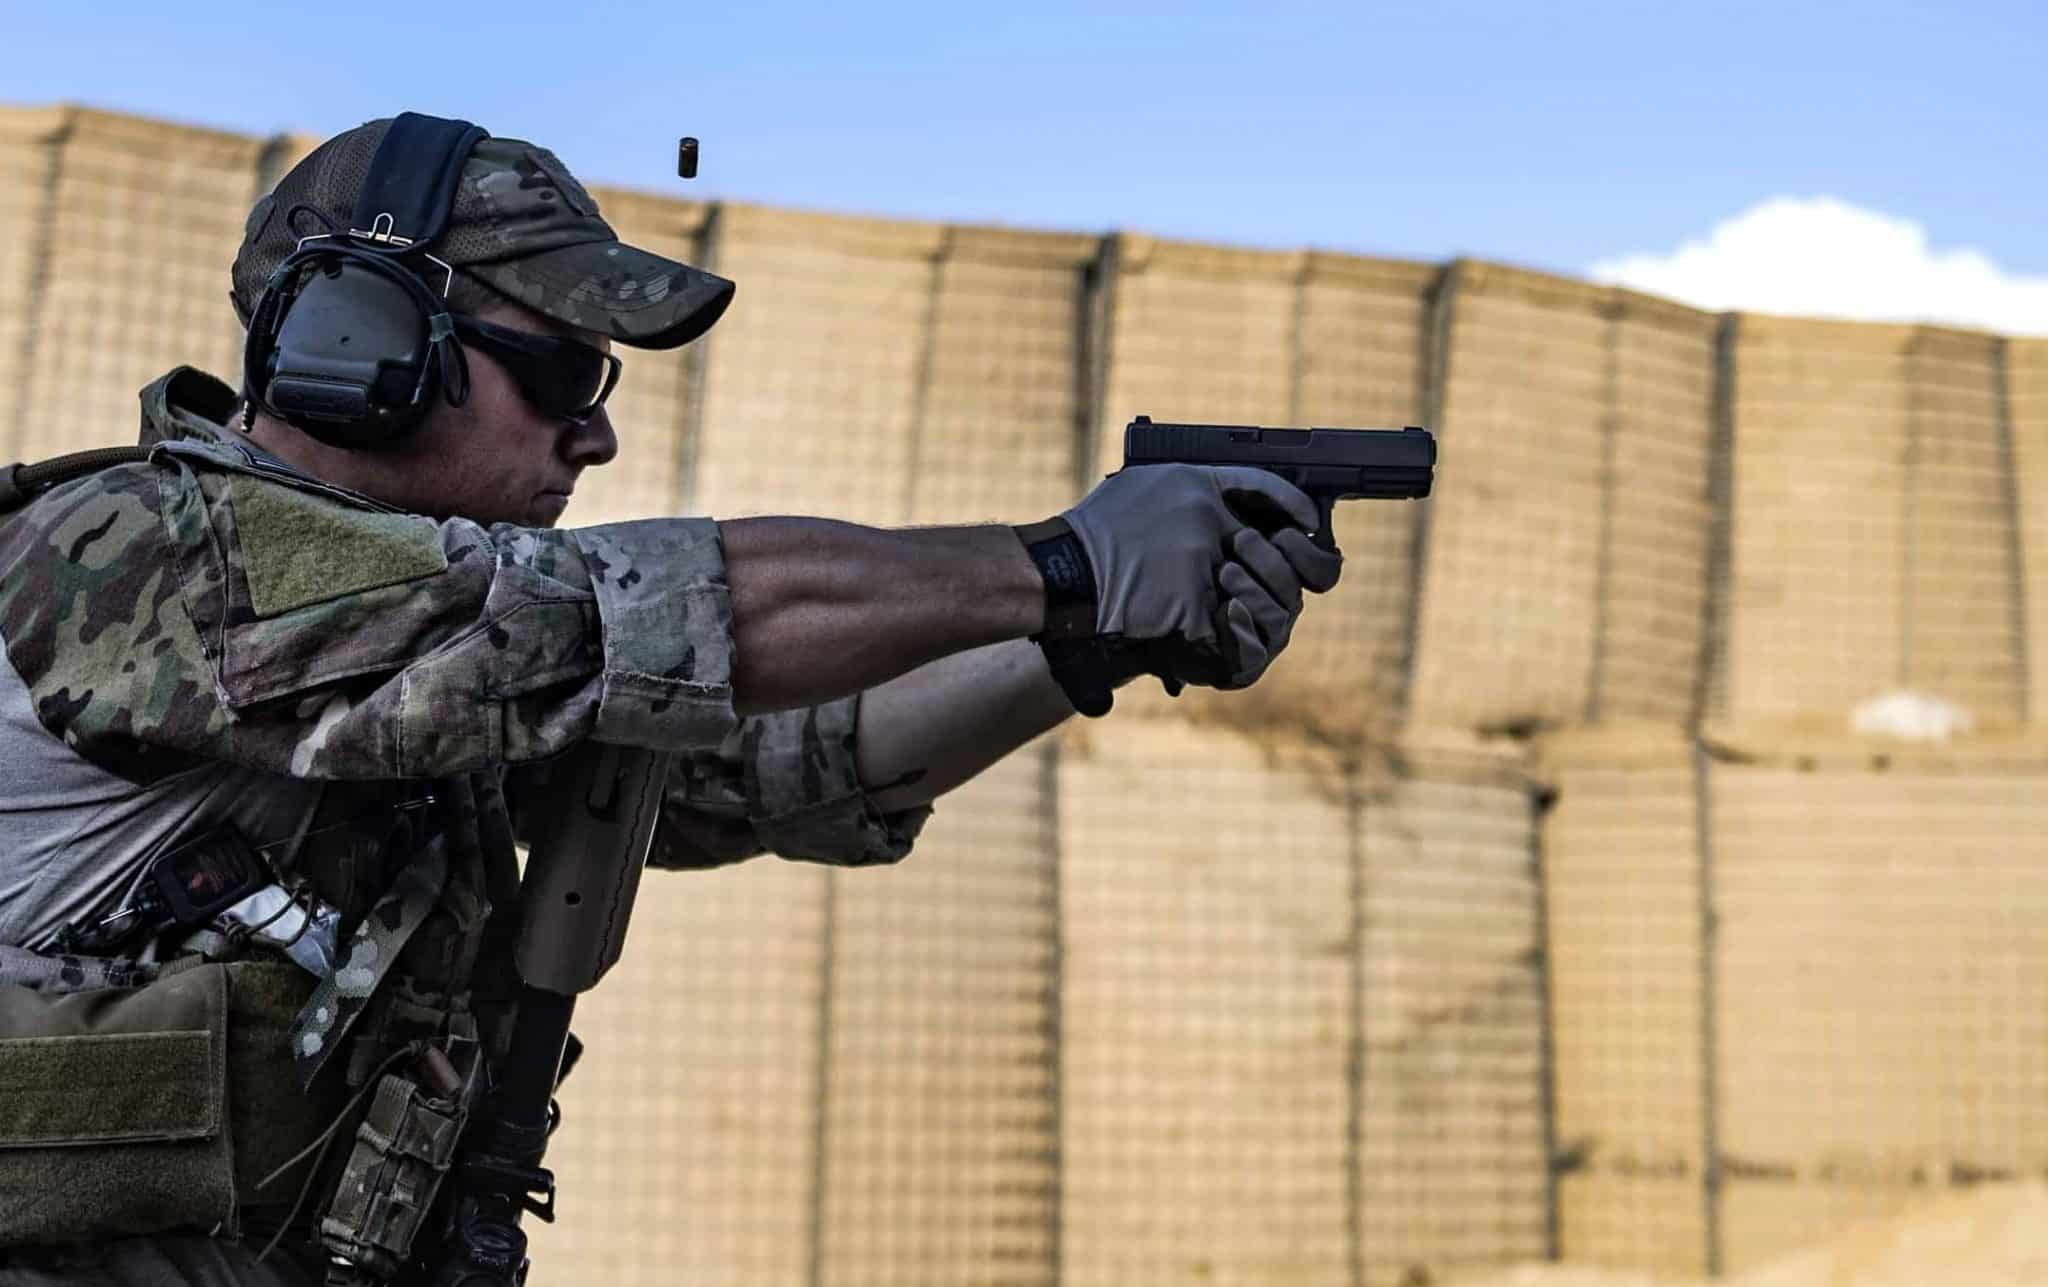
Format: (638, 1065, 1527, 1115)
(0, 367, 927, 1082)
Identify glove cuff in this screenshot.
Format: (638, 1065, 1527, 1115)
(1013, 518, 1098, 642)
(1014, 518, 1117, 716)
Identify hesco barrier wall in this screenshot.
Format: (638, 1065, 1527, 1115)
(4, 104, 2046, 1285)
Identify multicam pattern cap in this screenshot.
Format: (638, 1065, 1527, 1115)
(231, 117, 734, 350)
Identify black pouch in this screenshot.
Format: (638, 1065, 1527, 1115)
(0, 963, 237, 1246)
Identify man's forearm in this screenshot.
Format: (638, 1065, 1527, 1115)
(720, 517, 1043, 715)
(855, 638, 1077, 813)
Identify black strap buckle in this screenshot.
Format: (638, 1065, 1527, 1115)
(460, 1156, 558, 1224)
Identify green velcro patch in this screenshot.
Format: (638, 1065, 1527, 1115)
(234, 480, 449, 618)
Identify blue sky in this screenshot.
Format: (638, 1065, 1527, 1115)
(7, 1, 2045, 325)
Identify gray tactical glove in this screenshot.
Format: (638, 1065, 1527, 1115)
(1014, 464, 1344, 716)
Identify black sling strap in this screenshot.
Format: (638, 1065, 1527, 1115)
(0, 448, 150, 514)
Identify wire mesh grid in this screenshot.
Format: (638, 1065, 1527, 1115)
(16, 109, 261, 461)
(1357, 741, 1551, 1286)
(2008, 338, 2048, 719)
(1407, 263, 1611, 733)
(526, 856, 829, 1287)
(1900, 326, 2024, 724)
(1596, 294, 1718, 725)
(1540, 731, 1708, 1277)
(1706, 746, 2048, 1272)
(0, 107, 64, 456)
(1718, 316, 1913, 727)
(689, 204, 944, 527)
(817, 746, 1061, 1287)
(1056, 717, 1357, 1286)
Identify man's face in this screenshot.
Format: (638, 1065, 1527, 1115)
(388, 300, 621, 528)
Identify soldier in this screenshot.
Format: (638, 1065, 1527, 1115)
(0, 115, 1341, 1285)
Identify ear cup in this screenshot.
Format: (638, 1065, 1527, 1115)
(260, 257, 441, 449)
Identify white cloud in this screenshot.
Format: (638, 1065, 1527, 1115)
(1588, 197, 2048, 336)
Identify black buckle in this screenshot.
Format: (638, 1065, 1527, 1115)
(460, 1157, 558, 1224)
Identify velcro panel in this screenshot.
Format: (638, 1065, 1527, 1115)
(233, 480, 447, 618)
(0, 964, 234, 1246)
(0, 1029, 216, 1144)
(1540, 728, 1708, 1277)
(1409, 262, 1610, 733)
(17, 109, 263, 463)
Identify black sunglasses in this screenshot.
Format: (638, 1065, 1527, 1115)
(451, 314, 622, 423)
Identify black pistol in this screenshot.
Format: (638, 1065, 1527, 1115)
(1121, 416, 1436, 550)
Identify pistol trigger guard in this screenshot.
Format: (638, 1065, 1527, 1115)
(1311, 497, 1339, 553)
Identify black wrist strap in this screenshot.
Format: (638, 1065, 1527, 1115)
(1013, 518, 1116, 717)
(1013, 518, 1097, 641)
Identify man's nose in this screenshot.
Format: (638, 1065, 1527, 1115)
(562, 407, 619, 468)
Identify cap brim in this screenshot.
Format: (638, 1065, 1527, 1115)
(466, 238, 734, 351)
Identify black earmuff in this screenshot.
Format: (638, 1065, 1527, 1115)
(241, 113, 490, 450)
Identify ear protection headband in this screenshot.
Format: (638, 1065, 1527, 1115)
(242, 113, 490, 450)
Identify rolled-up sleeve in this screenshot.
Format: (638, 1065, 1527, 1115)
(565, 520, 737, 752)
(650, 692, 931, 871)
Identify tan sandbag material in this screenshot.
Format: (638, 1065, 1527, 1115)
(1409, 263, 1611, 733)
(1540, 729, 1708, 1278)
(16, 109, 261, 462)
(0, 107, 66, 458)
(1598, 293, 1717, 724)
(1707, 757, 2048, 1272)
(1717, 316, 1913, 726)
(1057, 717, 1356, 1286)
(1358, 739, 1550, 1286)
(1095, 235, 1303, 482)
(817, 747, 1058, 1286)
(1899, 326, 2023, 724)
(526, 860, 830, 1286)
(2005, 337, 2048, 720)
(906, 229, 1098, 529)
(689, 204, 948, 526)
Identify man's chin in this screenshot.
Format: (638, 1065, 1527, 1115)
(531, 491, 572, 526)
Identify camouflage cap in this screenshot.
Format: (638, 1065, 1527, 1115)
(231, 117, 733, 350)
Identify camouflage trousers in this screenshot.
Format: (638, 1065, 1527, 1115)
(0, 1237, 318, 1287)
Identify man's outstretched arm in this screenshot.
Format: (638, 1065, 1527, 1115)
(720, 517, 1045, 715)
